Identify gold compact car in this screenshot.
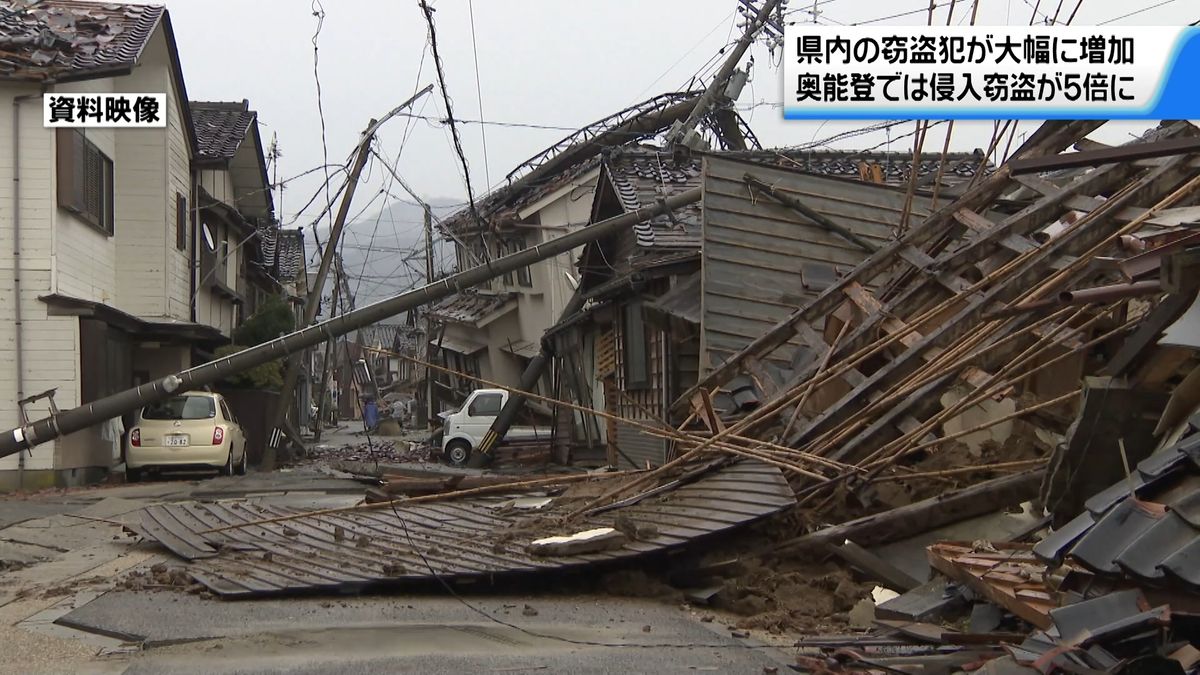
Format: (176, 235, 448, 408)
(125, 391, 248, 482)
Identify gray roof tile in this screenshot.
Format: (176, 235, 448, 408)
(1035, 430, 1200, 590)
(0, 0, 164, 80)
(190, 100, 255, 161)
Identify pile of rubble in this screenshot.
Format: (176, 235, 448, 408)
(309, 439, 430, 465)
(118, 118, 1200, 671)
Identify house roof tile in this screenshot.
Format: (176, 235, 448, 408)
(190, 100, 255, 161)
(255, 224, 304, 283)
(0, 0, 164, 80)
(429, 291, 515, 325)
(603, 146, 705, 251)
(1033, 431, 1200, 590)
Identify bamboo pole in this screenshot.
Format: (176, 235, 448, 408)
(865, 458, 1047, 483)
(796, 316, 1137, 506)
(803, 305, 1084, 456)
(781, 319, 850, 441)
(367, 346, 851, 474)
(859, 310, 1126, 468)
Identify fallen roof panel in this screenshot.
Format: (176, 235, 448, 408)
(127, 460, 795, 598)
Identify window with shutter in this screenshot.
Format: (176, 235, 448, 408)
(56, 129, 113, 235)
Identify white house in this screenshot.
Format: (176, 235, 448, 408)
(430, 165, 600, 404)
(0, 1, 290, 489)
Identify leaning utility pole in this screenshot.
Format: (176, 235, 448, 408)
(264, 85, 433, 470)
(263, 128, 372, 470)
(311, 272, 341, 443)
(665, 0, 782, 149)
(422, 204, 436, 426)
(0, 189, 700, 459)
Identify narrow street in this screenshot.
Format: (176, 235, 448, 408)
(0, 435, 795, 674)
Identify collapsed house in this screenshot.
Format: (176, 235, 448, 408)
(553, 146, 987, 468)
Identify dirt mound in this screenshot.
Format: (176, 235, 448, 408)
(712, 558, 870, 634)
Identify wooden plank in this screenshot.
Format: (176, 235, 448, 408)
(1009, 135, 1200, 174)
(689, 389, 726, 434)
(1015, 175, 1200, 228)
(773, 470, 1044, 553)
(844, 282, 992, 390)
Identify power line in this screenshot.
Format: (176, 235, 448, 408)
(1098, 0, 1177, 24)
(395, 111, 578, 132)
(632, 9, 737, 102)
(419, 0, 484, 232)
(309, 0, 338, 284)
(467, 0, 491, 189)
(849, 1, 956, 24)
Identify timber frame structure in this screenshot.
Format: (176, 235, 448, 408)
(664, 119, 1200, 478)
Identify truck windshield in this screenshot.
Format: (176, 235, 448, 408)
(142, 396, 216, 420)
(468, 393, 503, 416)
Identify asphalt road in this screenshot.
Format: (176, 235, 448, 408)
(0, 461, 795, 674)
(80, 593, 791, 674)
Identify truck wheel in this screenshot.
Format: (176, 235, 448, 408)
(126, 467, 142, 483)
(445, 440, 472, 467)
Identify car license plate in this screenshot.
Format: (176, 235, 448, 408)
(164, 434, 189, 447)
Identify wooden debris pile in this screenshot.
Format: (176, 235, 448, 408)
(573, 119, 1200, 526)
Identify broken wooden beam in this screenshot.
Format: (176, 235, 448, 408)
(772, 470, 1043, 554)
(1009, 135, 1200, 175)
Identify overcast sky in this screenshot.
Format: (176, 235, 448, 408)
(159, 0, 1196, 241)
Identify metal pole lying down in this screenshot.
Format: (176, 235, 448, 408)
(466, 286, 589, 469)
(0, 188, 701, 459)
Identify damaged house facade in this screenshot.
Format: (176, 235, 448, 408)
(428, 92, 706, 415)
(0, 1, 302, 488)
(432, 83, 996, 468)
(557, 148, 986, 467)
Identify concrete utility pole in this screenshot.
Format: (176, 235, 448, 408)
(0, 189, 701, 459)
(423, 204, 435, 425)
(665, 0, 783, 149)
(263, 84, 433, 469)
(263, 124, 373, 470)
(467, 285, 587, 468)
(311, 272, 340, 443)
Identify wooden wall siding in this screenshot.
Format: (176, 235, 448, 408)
(700, 155, 939, 373)
(612, 299, 668, 468)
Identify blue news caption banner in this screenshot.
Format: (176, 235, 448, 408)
(782, 26, 1200, 120)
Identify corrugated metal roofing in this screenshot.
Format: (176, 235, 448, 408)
(700, 154, 937, 370)
(1034, 432, 1200, 589)
(127, 460, 796, 598)
(0, 0, 164, 80)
